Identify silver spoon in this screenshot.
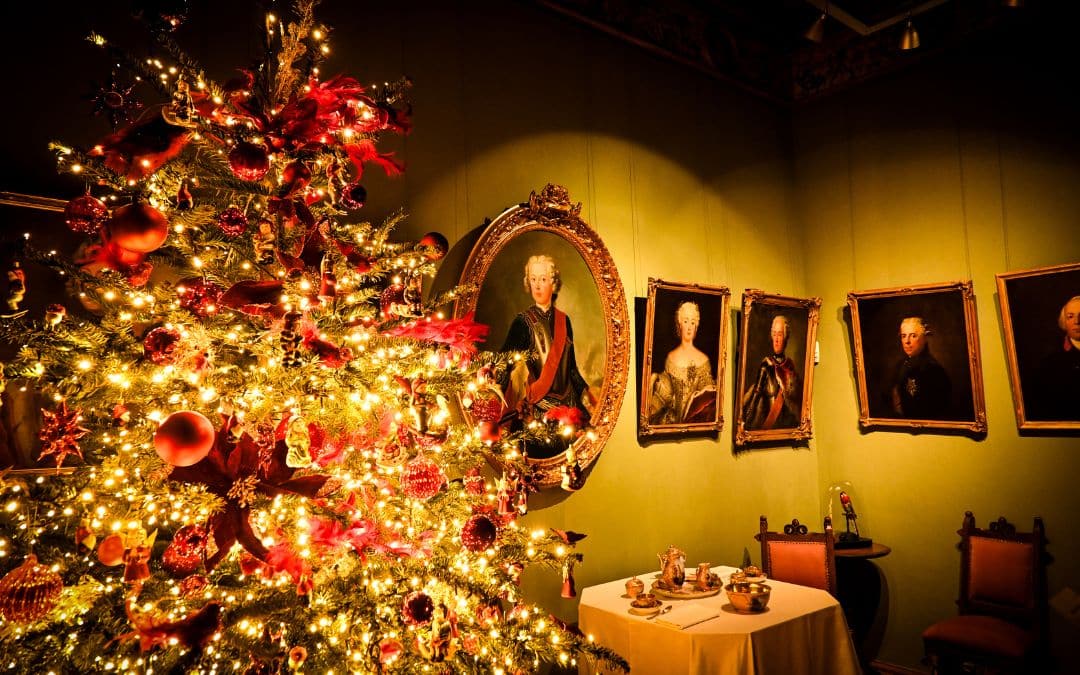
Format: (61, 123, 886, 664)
(645, 604, 673, 620)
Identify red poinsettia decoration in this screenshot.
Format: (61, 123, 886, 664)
(543, 405, 585, 428)
(118, 597, 222, 652)
(383, 313, 489, 364)
(89, 108, 192, 180)
(168, 416, 332, 569)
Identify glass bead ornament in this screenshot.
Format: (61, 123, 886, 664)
(162, 524, 208, 578)
(216, 206, 249, 237)
(401, 454, 446, 500)
(461, 514, 498, 552)
(143, 325, 182, 364)
(402, 590, 434, 626)
(0, 554, 63, 624)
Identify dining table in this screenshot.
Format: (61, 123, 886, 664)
(577, 565, 861, 675)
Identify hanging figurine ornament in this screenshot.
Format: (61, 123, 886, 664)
(37, 401, 88, 468)
(253, 219, 276, 264)
(216, 206, 249, 237)
(64, 193, 110, 235)
(318, 256, 337, 302)
(175, 180, 194, 210)
(281, 310, 303, 368)
(560, 555, 579, 599)
(44, 304, 66, 329)
(285, 414, 311, 468)
(0, 554, 64, 624)
(6, 261, 26, 312)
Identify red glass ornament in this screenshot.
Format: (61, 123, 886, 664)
(178, 574, 209, 597)
(163, 524, 207, 578)
(154, 410, 215, 467)
(63, 194, 109, 235)
(216, 206, 248, 237)
(380, 284, 405, 319)
(123, 544, 152, 585)
(418, 232, 449, 262)
(461, 514, 498, 552)
(0, 554, 63, 624)
(105, 202, 170, 253)
(402, 591, 434, 626)
(228, 141, 270, 181)
(143, 326, 182, 364)
(463, 467, 486, 496)
(401, 455, 446, 501)
(340, 182, 366, 209)
(177, 277, 224, 317)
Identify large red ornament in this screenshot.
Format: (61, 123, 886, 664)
(401, 455, 446, 501)
(418, 232, 449, 262)
(177, 278, 224, 317)
(216, 207, 248, 237)
(461, 514, 498, 552)
(228, 141, 270, 181)
(0, 554, 63, 624)
(97, 533, 126, 566)
(64, 194, 110, 235)
(163, 524, 207, 578)
(143, 326, 182, 364)
(402, 591, 434, 626)
(105, 202, 170, 253)
(154, 411, 215, 467)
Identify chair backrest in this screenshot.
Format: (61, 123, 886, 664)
(755, 515, 837, 596)
(956, 511, 1049, 630)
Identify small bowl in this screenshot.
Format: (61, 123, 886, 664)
(630, 592, 659, 608)
(724, 582, 771, 613)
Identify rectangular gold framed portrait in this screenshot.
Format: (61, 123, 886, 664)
(847, 280, 986, 432)
(733, 290, 821, 446)
(638, 279, 730, 437)
(996, 262, 1080, 430)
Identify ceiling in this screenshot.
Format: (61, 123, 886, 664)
(534, 0, 1038, 104)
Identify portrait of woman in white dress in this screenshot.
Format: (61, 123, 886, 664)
(648, 301, 717, 425)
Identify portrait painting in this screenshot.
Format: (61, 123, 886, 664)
(996, 262, 1080, 430)
(733, 290, 821, 446)
(847, 281, 986, 432)
(638, 279, 729, 437)
(454, 184, 629, 488)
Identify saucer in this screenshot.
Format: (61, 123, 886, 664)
(628, 604, 662, 616)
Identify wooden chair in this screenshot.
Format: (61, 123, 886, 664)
(755, 516, 837, 596)
(922, 512, 1051, 675)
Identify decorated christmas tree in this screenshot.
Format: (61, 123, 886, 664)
(0, 3, 626, 672)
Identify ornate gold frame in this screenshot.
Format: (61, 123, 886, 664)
(996, 262, 1080, 430)
(847, 280, 987, 432)
(734, 290, 820, 446)
(453, 184, 629, 488)
(638, 279, 730, 437)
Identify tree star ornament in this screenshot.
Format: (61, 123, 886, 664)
(37, 401, 88, 468)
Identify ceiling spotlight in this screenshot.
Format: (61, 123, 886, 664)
(899, 19, 920, 50)
(804, 5, 828, 43)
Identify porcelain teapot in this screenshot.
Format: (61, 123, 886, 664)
(657, 545, 686, 588)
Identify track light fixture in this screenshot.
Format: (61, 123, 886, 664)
(804, 2, 828, 43)
(899, 18, 920, 50)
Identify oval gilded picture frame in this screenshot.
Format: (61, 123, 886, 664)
(454, 184, 629, 488)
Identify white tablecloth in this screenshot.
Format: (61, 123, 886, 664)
(578, 566, 861, 675)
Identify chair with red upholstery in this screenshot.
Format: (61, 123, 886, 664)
(922, 512, 1051, 674)
(755, 515, 837, 596)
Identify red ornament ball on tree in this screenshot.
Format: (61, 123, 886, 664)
(418, 232, 449, 261)
(216, 206, 249, 237)
(97, 533, 126, 566)
(154, 411, 215, 467)
(64, 194, 109, 235)
(177, 277, 224, 317)
(143, 326, 182, 364)
(402, 591, 434, 626)
(0, 554, 63, 624)
(162, 524, 207, 578)
(228, 141, 270, 181)
(105, 202, 170, 253)
(401, 455, 446, 500)
(461, 514, 498, 552)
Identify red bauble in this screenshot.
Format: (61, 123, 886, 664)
(379, 284, 404, 319)
(461, 514, 498, 552)
(228, 141, 270, 181)
(401, 455, 446, 501)
(0, 554, 63, 624)
(340, 183, 367, 209)
(216, 206, 249, 237)
(402, 591, 434, 626)
(97, 533, 126, 566)
(64, 194, 109, 235)
(162, 525, 207, 578)
(177, 277, 224, 317)
(143, 326, 182, 364)
(105, 202, 170, 253)
(418, 232, 449, 262)
(178, 574, 209, 597)
(154, 411, 215, 467)
(463, 466, 486, 496)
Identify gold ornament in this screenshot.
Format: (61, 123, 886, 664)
(0, 554, 63, 624)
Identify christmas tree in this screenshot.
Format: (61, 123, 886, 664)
(0, 3, 626, 672)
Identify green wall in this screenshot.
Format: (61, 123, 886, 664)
(327, 1, 1079, 672)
